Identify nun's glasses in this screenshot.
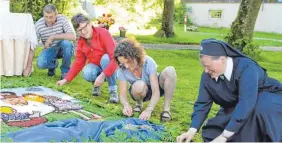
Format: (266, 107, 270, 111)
(201, 62, 214, 70)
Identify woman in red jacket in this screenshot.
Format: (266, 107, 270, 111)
(56, 13, 118, 103)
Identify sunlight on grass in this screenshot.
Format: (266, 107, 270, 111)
(130, 24, 282, 47)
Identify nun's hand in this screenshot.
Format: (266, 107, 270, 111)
(210, 134, 227, 143)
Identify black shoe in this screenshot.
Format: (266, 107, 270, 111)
(47, 61, 58, 76)
(47, 68, 56, 76)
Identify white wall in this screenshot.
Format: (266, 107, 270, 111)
(186, 3, 282, 33)
(255, 4, 282, 33)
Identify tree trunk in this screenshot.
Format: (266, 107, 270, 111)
(24, 0, 28, 13)
(161, 0, 175, 37)
(226, 0, 262, 51)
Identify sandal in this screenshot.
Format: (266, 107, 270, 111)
(133, 104, 142, 113)
(160, 111, 172, 122)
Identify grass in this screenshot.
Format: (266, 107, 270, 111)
(198, 26, 282, 40)
(1, 48, 282, 142)
(126, 24, 282, 47)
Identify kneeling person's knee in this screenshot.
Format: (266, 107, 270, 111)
(164, 66, 176, 79)
(131, 80, 147, 96)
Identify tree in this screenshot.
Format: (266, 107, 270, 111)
(95, 0, 163, 30)
(158, 0, 175, 37)
(10, 0, 78, 21)
(174, 0, 188, 24)
(226, 0, 262, 52)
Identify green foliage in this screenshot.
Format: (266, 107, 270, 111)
(224, 0, 263, 60)
(162, 131, 175, 142)
(95, 0, 163, 30)
(225, 34, 262, 60)
(10, 0, 79, 21)
(10, 0, 26, 12)
(95, 0, 162, 13)
(186, 17, 193, 26)
(174, 1, 187, 24)
(242, 41, 262, 60)
(146, 13, 162, 29)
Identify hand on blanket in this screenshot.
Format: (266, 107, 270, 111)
(139, 109, 152, 120)
(56, 79, 68, 86)
(123, 104, 133, 117)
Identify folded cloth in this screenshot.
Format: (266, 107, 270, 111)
(4, 118, 164, 142)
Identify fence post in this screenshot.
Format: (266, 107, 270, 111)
(184, 15, 187, 32)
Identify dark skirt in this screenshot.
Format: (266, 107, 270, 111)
(202, 91, 282, 142)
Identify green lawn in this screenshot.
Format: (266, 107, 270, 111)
(1, 49, 282, 142)
(126, 24, 282, 47)
(198, 26, 282, 40)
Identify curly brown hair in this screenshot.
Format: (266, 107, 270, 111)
(114, 38, 146, 68)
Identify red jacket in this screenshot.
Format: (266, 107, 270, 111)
(65, 27, 117, 82)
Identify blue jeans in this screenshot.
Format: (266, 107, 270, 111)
(37, 40, 73, 74)
(82, 54, 117, 92)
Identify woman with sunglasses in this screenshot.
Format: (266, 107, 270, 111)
(114, 38, 177, 122)
(56, 13, 119, 103)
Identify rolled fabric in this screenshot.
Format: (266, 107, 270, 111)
(7, 117, 47, 127)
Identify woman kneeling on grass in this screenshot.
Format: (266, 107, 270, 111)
(114, 38, 177, 122)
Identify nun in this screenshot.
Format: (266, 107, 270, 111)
(177, 39, 282, 142)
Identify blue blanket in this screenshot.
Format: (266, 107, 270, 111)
(3, 118, 164, 142)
